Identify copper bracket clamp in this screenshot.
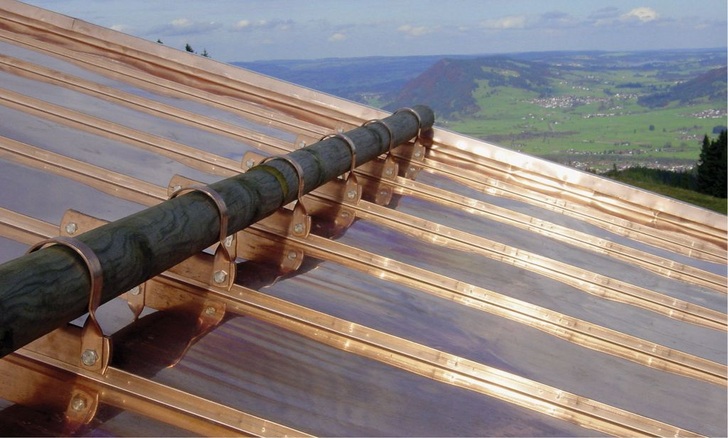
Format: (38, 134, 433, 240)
(394, 107, 426, 180)
(170, 184, 238, 291)
(260, 155, 312, 239)
(26, 236, 111, 375)
(362, 118, 399, 205)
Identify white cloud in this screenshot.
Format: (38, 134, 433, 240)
(233, 19, 250, 30)
(110, 24, 131, 33)
(152, 17, 221, 36)
(397, 24, 431, 37)
(621, 7, 659, 23)
(172, 18, 189, 27)
(482, 15, 527, 30)
(230, 18, 294, 32)
(328, 32, 347, 42)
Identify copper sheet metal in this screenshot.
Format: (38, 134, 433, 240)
(0, 1, 726, 436)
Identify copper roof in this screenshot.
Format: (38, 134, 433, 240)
(0, 1, 726, 436)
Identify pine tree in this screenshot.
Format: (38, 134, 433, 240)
(185, 43, 194, 53)
(696, 131, 727, 198)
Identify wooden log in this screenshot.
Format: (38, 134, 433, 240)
(0, 105, 434, 358)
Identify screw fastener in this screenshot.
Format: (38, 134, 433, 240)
(70, 395, 87, 412)
(81, 349, 98, 366)
(213, 270, 227, 284)
(65, 222, 78, 235)
(293, 223, 304, 234)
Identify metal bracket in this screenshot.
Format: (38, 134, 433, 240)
(362, 118, 399, 205)
(171, 172, 307, 278)
(259, 155, 312, 239)
(394, 107, 427, 180)
(65, 387, 100, 430)
(55, 209, 227, 363)
(293, 134, 315, 150)
(61, 210, 147, 319)
(243, 151, 357, 237)
(26, 236, 111, 375)
(320, 133, 363, 205)
(0, 351, 100, 433)
(169, 178, 237, 290)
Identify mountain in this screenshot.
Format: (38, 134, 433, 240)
(234, 55, 451, 103)
(383, 57, 552, 119)
(638, 66, 728, 108)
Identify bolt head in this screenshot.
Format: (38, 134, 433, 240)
(205, 306, 216, 316)
(293, 223, 304, 234)
(65, 222, 78, 235)
(213, 270, 227, 284)
(129, 286, 141, 296)
(384, 168, 394, 177)
(245, 159, 255, 169)
(287, 251, 298, 260)
(346, 189, 357, 200)
(71, 395, 87, 412)
(81, 349, 98, 366)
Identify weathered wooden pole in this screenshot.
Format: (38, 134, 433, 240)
(0, 105, 434, 358)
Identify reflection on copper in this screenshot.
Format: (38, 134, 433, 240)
(0, 2, 725, 435)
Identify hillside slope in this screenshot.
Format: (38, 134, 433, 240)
(234, 56, 445, 102)
(384, 57, 551, 119)
(638, 66, 728, 108)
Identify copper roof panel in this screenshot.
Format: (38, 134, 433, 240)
(0, 1, 725, 436)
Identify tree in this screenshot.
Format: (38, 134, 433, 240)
(185, 43, 194, 53)
(696, 131, 727, 198)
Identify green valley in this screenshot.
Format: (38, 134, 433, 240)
(238, 49, 727, 172)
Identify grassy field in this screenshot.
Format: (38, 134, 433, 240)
(445, 59, 725, 172)
(449, 92, 722, 170)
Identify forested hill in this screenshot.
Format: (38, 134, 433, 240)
(384, 53, 727, 120)
(383, 57, 552, 119)
(235, 49, 726, 173)
(638, 66, 728, 108)
(234, 55, 448, 102)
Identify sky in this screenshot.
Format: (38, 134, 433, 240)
(21, 1, 728, 62)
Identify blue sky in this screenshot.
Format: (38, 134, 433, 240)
(22, 1, 728, 62)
